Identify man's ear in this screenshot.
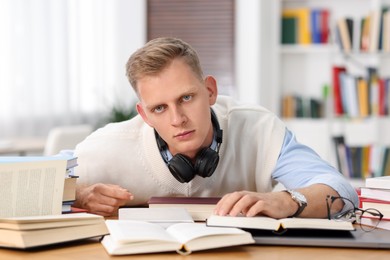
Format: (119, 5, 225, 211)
(205, 76, 218, 105)
(136, 102, 153, 127)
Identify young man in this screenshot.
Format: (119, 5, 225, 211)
(73, 37, 358, 217)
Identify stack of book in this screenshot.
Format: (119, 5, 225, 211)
(0, 213, 108, 249)
(359, 176, 390, 230)
(61, 155, 79, 213)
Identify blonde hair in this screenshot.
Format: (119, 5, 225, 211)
(126, 37, 204, 93)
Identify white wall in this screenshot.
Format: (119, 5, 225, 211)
(235, 0, 280, 113)
(109, 0, 147, 107)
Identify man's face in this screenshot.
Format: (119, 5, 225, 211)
(136, 58, 218, 159)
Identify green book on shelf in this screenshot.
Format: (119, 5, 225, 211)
(281, 17, 297, 44)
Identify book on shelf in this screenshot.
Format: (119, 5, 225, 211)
(281, 17, 297, 44)
(332, 66, 346, 116)
(282, 8, 311, 45)
(206, 215, 355, 233)
(119, 207, 194, 228)
(148, 196, 221, 221)
(336, 17, 353, 52)
(0, 213, 108, 249)
(101, 220, 254, 255)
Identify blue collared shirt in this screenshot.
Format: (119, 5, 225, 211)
(273, 128, 359, 207)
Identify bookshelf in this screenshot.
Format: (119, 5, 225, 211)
(274, 0, 390, 181)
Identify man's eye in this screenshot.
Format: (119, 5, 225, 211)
(182, 95, 192, 102)
(154, 105, 165, 113)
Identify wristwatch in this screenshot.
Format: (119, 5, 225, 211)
(284, 190, 307, 217)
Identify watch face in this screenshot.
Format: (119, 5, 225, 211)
(291, 190, 307, 204)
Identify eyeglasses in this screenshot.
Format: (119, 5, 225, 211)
(326, 195, 383, 232)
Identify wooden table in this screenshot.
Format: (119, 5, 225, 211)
(0, 138, 46, 155)
(0, 237, 389, 260)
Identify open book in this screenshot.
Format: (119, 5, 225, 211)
(0, 213, 108, 249)
(101, 220, 254, 255)
(0, 158, 69, 217)
(206, 215, 355, 233)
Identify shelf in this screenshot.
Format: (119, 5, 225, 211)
(280, 44, 338, 54)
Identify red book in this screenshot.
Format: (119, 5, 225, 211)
(332, 66, 347, 116)
(378, 78, 386, 116)
(320, 9, 330, 43)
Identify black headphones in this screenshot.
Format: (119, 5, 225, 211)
(155, 109, 223, 183)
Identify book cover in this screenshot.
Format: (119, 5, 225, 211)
(281, 17, 297, 44)
(332, 66, 347, 116)
(310, 9, 321, 44)
(0, 155, 78, 170)
(101, 220, 254, 255)
(320, 9, 330, 43)
(337, 17, 352, 52)
(357, 77, 369, 117)
(282, 8, 311, 45)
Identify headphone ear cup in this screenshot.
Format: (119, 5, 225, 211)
(194, 148, 220, 178)
(168, 154, 196, 183)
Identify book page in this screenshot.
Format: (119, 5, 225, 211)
(105, 220, 178, 243)
(0, 160, 66, 217)
(167, 222, 248, 244)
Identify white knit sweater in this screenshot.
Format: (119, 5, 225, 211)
(74, 96, 286, 205)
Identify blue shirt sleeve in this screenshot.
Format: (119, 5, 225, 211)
(272, 128, 359, 208)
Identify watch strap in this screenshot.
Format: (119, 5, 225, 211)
(284, 190, 307, 218)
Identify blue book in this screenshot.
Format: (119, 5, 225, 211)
(311, 9, 322, 44)
(0, 155, 78, 170)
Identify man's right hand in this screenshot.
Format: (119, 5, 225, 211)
(74, 183, 133, 216)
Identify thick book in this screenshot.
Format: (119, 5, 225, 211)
(148, 197, 221, 221)
(101, 220, 254, 255)
(0, 159, 67, 217)
(206, 215, 355, 233)
(0, 213, 108, 249)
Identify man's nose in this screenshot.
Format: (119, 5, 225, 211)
(169, 107, 187, 126)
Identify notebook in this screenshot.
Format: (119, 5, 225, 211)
(250, 227, 390, 249)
